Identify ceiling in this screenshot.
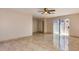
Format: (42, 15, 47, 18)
(11, 8, 79, 18)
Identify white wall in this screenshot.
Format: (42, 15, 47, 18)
(69, 14, 79, 36)
(0, 9, 32, 41)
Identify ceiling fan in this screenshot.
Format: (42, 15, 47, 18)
(39, 8, 56, 14)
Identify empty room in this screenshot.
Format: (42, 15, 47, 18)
(0, 8, 79, 51)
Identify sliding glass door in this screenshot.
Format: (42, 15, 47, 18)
(53, 18, 69, 51)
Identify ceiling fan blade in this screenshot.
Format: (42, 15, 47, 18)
(49, 10, 55, 12)
(47, 11, 51, 14)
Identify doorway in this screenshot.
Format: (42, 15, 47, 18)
(33, 17, 44, 34)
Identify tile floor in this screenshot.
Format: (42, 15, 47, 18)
(0, 34, 57, 51)
(0, 33, 79, 51)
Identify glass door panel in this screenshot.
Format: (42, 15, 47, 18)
(53, 19, 60, 49)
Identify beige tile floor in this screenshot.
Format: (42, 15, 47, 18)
(0, 34, 57, 51)
(0, 33, 79, 51)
